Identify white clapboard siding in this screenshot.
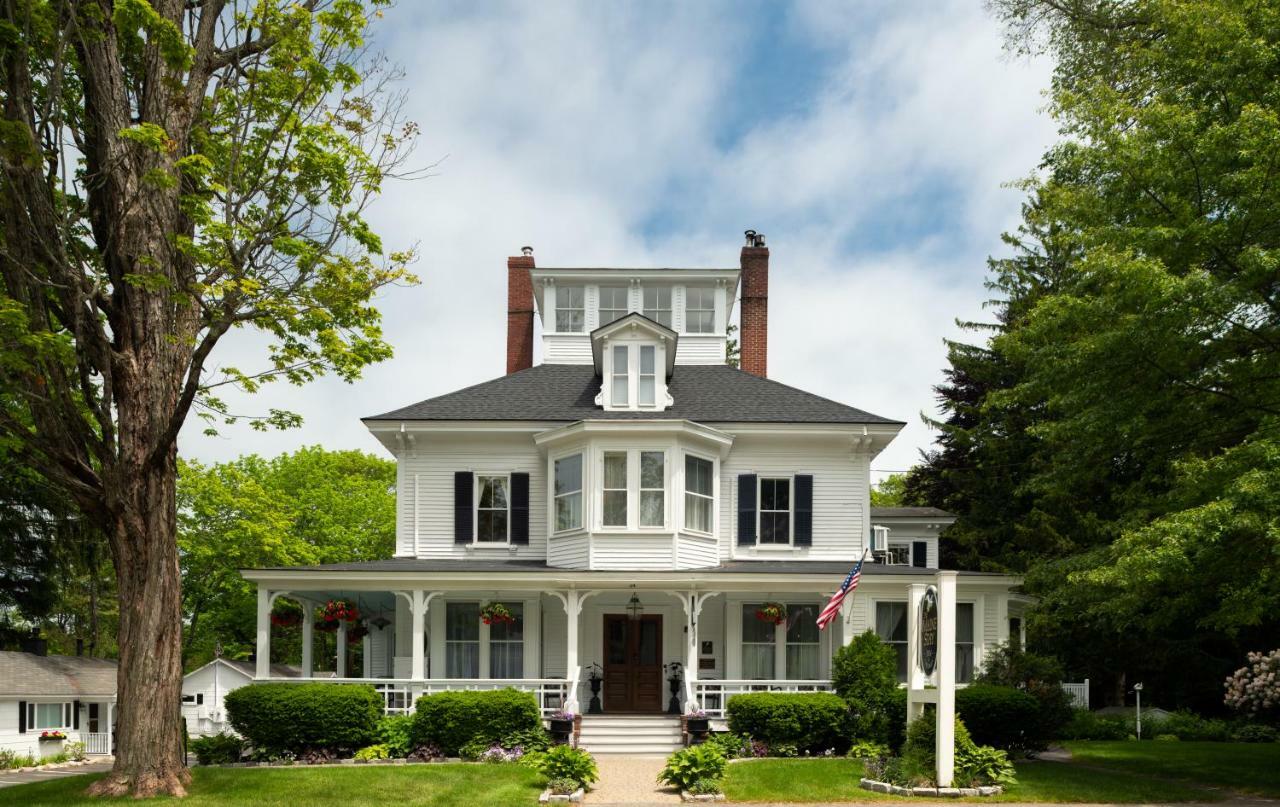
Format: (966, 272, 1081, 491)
(542, 334, 593, 364)
(547, 533, 590, 569)
(541, 600, 568, 678)
(675, 533, 719, 569)
(718, 435, 870, 561)
(674, 335, 727, 365)
(591, 535, 674, 569)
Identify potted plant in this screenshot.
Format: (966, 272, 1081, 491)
(586, 662, 604, 714)
(685, 709, 710, 738)
(480, 602, 515, 625)
(755, 602, 786, 625)
(548, 710, 575, 744)
(39, 730, 67, 743)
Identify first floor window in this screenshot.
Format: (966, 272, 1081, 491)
(741, 605, 775, 679)
(30, 702, 70, 729)
(685, 286, 715, 333)
(644, 286, 672, 328)
(476, 475, 509, 542)
(554, 454, 583, 531)
(759, 477, 791, 544)
(556, 285, 585, 332)
(684, 455, 714, 532)
(599, 286, 628, 325)
(956, 603, 975, 684)
(640, 451, 665, 526)
(603, 451, 628, 527)
(611, 345, 629, 406)
(489, 603, 525, 678)
(876, 601, 909, 682)
(446, 602, 480, 678)
(786, 604, 821, 679)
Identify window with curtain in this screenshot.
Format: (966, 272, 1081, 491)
(684, 455, 713, 533)
(639, 451, 665, 527)
(638, 346, 656, 406)
(876, 601, 908, 682)
(556, 285, 585, 332)
(611, 345, 629, 406)
(759, 477, 791, 544)
(446, 602, 480, 678)
(30, 702, 70, 729)
(956, 602, 975, 684)
(786, 604, 821, 679)
(644, 286, 672, 327)
(489, 603, 524, 678)
(685, 287, 715, 333)
(599, 286, 628, 325)
(741, 604, 776, 679)
(476, 476, 509, 542)
(603, 451, 628, 527)
(554, 454, 582, 531)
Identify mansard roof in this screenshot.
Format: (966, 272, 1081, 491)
(365, 364, 902, 425)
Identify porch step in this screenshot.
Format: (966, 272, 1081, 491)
(576, 715, 684, 755)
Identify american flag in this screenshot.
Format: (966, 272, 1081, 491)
(816, 548, 868, 630)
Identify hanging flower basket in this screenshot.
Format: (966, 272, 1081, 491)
(480, 602, 516, 625)
(346, 624, 368, 643)
(322, 600, 360, 623)
(755, 602, 787, 625)
(270, 612, 301, 628)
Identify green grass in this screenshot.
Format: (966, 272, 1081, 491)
(721, 757, 1219, 803)
(0, 764, 543, 807)
(1066, 740, 1280, 798)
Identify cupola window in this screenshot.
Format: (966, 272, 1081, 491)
(599, 286, 629, 326)
(643, 286, 672, 328)
(556, 285, 585, 332)
(685, 287, 715, 333)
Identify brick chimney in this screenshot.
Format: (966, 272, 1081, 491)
(739, 230, 769, 377)
(507, 247, 535, 374)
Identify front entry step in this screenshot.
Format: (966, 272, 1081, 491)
(576, 714, 684, 755)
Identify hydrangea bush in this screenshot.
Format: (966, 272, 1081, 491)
(1224, 649, 1280, 724)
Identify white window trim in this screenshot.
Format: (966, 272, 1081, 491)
(740, 601, 825, 680)
(757, 475, 795, 547)
(681, 452, 716, 536)
(638, 449, 666, 528)
(885, 542, 912, 566)
(596, 448, 669, 532)
(601, 450, 628, 529)
(554, 285, 586, 333)
(603, 339, 663, 412)
(684, 285, 716, 334)
(473, 473, 512, 545)
(552, 451, 585, 535)
(598, 286, 629, 327)
(642, 286, 672, 328)
(28, 702, 73, 731)
(872, 597, 979, 684)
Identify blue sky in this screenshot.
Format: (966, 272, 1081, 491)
(180, 0, 1056, 480)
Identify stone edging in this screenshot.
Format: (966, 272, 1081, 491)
(680, 790, 726, 802)
(205, 757, 463, 768)
(6, 758, 105, 774)
(859, 777, 1003, 798)
(538, 787, 585, 803)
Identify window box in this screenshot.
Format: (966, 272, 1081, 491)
(39, 731, 67, 742)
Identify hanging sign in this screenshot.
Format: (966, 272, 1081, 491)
(918, 585, 939, 676)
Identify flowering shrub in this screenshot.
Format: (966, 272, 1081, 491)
(479, 743, 525, 763)
(755, 602, 786, 625)
(1225, 649, 1280, 724)
(480, 602, 516, 625)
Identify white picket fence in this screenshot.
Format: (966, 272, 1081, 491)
(84, 732, 112, 755)
(1062, 679, 1090, 709)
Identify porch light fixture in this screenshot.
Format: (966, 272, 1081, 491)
(626, 591, 644, 621)
(370, 616, 391, 630)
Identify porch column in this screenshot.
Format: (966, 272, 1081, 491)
(680, 593, 713, 712)
(411, 589, 426, 680)
(565, 590, 580, 679)
(301, 606, 314, 678)
(255, 587, 271, 679)
(905, 583, 927, 723)
(937, 571, 958, 788)
(336, 620, 348, 678)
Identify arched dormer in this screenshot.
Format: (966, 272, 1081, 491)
(590, 313, 677, 412)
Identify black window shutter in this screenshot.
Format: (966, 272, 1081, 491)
(454, 471, 474, 544)
(73, 700, 80, 729)
(912, 541, 928, 568)
(794, 475, 813, 546)
(737, 474, 757, 545)
(18, 701, 25, 734)
(510, 472, 530, 545)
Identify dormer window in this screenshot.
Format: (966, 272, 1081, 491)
(685, 287, 715, 333)
(557, 285, 585, 332)
(599, 287, 629, 326)
(639, 346, 656, 406)
(606, 343, 664, 410)
(611, 345, 629, 406)
(591, 312, 676, 412)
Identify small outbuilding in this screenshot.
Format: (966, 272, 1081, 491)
(0, 648, 117, 759)
(182, 658, 329, 736)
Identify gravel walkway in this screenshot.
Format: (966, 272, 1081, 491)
(588, 755, 682, 805)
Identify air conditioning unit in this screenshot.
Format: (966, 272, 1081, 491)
(870, 525, 891, 562)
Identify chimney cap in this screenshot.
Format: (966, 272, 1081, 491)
(744, 230, 766, 247)
(521, 245, 534, 257)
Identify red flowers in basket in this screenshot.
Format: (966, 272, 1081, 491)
(270, 611, 301, 628)
(480, 602, 516, 625)
(316, 599, 360, 632)
(755, 602, 787, 625)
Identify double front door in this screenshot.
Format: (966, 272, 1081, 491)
(602, 614, 663, 712)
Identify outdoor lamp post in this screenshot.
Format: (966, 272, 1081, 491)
(1132, 682, 1144, 739)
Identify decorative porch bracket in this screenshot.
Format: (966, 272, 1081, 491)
(547, 589, 601, 712)
(673, 591, 717, 712)
(394, 590, 442, 684)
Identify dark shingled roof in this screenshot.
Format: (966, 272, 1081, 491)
(870, 507, 955, 519)
(365, 364, 901, 425)
(248, 558, 1008, 577)
(0, 651, 116, 697)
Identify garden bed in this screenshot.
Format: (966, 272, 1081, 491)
(859, 777, 1002, 797)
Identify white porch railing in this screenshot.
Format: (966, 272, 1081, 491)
(693, 679, 834, 719)
(84, 732, 111, 755)
(261, 677, 572, 717)
(1062, 679, 1090, 709)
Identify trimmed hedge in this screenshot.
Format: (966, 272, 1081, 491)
(410, 688, 540, 756)
(955, 684, 1044, 751)
(224, 683, 382, 753)
(725, 692, 850, 753)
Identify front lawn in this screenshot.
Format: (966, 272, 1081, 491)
(1066, 740, 1280, 798)
(721, 757, 1219, 803)
(0, 764, 543, 806)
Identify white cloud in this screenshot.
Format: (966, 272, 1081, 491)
(179, 0, 1055, 485)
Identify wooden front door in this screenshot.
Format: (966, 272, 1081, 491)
(602, 614, 664, 712)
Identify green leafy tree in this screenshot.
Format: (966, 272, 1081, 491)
(831, 630, 898, 744)
(0, 0, 416, 795)
(869, 473, 910, 508)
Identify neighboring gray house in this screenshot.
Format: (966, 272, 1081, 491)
(0, 649, 116, 758)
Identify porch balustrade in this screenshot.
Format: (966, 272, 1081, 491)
(83, 732, 112, 755)
(693, 679, 834, 719)
(261, 676, 572, 717)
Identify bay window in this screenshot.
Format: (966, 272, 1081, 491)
(639, 451, 665, 527)
(683, 455, 714, 533)
(554, 454, 583, 532)
(489, 603, 525, 679)
(599, 449, 667, 530)
(876, 601, 909, 682)
(476, 475, 509, 542)
(556, 286, 585, 332)
(603, 451, 628, 527)
(685, 287, 715, 333)
(759, 477, 792, 544)
(599, 286, 628, 325)
(644, 286, 672, 327)
(445, 602, 480, 677)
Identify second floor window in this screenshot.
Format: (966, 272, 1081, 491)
(476, 476, 509, 542)
(685, 287, 715, 333)
(603, 451, 628, 527)
(554, 454, 583, 532)
(644, 286, 672, 327)
(640, 451, 665, 527)
(599, 286, 628, 325)
(759, 477, 792, 544)
(684, 455, 713, 532)
(556, 286, 585, 332)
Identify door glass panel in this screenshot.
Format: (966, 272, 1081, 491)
(638, 619, 660, 664)
(607, 618, 627, 664)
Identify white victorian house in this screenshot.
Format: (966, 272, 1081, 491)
(243, 232, 1025, 751)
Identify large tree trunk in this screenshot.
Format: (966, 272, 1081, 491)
(87, 453, 190, 797)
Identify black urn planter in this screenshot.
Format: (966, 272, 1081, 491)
(685, 717, 710, 735)
(667, 676, 682, 715)
(587, 678, 603, 714)
(549, 717, 574, 744)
